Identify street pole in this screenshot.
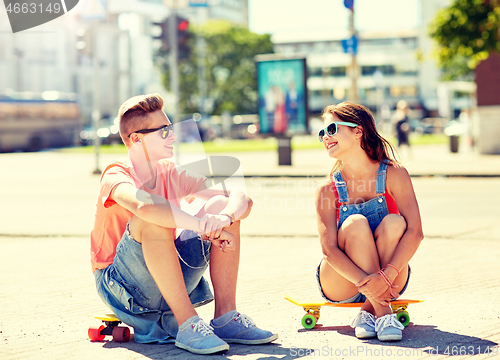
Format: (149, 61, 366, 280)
(168, 4, 181, 164)
(347, 6, 359, 102)
(196, 9, 208, 122)
(92, 26, 102, 175)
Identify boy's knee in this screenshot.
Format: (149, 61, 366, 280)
(203, 195, 228, 215)
(130, 215, 175, 243)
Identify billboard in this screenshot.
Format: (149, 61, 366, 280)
(256, 57, 308, 136)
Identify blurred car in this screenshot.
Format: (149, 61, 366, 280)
(409, 118, 435, 134)
(80, 117, 122, 146)
(230, 115, 259, 139)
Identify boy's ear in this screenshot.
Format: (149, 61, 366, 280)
(130, 133, 141, 143)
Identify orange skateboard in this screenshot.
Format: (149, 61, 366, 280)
(88, 314, 131, 342)
(284, 295, 423, 329)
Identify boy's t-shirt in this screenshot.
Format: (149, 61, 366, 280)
(90, 158, 206, 273)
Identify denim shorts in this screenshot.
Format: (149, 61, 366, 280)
(316, 260, 411, 304)
(94, 223, 214, 344)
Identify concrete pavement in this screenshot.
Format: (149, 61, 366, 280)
(0, 144, 499, 359)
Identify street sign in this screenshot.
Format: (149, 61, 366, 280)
(163, 0, 189, 9)
(341, 35, 358, 55)
(189, 0, 208, 6)
(344, 0, 354, 9)
(80, 0, 106, 21)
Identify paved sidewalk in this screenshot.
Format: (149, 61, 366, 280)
(0, 147, 499, 359)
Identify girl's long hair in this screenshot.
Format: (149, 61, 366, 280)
(322, 102, 399, 177)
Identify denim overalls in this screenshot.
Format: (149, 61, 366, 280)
(316, 159, 411, 303)
(334, 159, 390, 233)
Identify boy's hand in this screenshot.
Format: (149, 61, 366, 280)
(199, 213, 232, 241)
(202, 230, 235, 253)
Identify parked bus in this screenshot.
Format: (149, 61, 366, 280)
(0, 91, 81, 152)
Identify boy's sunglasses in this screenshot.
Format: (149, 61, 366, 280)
(318, 122, 358, 142)
(128, 124, 174, 139)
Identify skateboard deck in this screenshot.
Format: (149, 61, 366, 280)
(88, 313, 131, 342)
(284, 295, 423, 329)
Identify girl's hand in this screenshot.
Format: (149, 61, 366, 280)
(371, 287, 400, 307)
(356, 273, 399, 305)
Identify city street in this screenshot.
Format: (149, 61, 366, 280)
(0, 148, 499, 359)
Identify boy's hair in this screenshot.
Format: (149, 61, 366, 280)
(322, 102, 399, 175)
(118, 94, 164, 147)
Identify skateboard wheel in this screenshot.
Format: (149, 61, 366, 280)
(301, 314, 316, 329)
(397, 311, 410, 327)
(112, 326, 131, 342)
(88, 325, 106, 341)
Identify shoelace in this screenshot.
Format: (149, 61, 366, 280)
(351, 311, 375, 328)
(234, 313, 255, 328)
(375, 314, 404, 332)
(192, 319, 215, 336)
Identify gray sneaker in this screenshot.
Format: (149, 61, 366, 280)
(175, 316, 229, 354)
(351, 310, 376, 339)
(375, 313, 404, 341)
(210, 311, 278, 344)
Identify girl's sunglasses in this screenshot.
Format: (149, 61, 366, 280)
(128, 124, 174, 139)
(318, 122, 358, 142)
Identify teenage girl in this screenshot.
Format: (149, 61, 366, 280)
(315, 102, 423, 341)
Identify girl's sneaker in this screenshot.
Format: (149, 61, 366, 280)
(350, 310, 376, 339)
(375, 313, 404, 341)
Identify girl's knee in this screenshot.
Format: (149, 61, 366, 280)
(342, 214, 370, 231)
(341, 214, 371, 236)
(376, 214, 406, 240)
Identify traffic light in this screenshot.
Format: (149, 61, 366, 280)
(151, 20, 170, 53)
(75, 27, 92, 57)
(151, 15, 191, 60)
(176, 16, 191, 60)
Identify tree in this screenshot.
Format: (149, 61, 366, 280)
(157, 20, 274, 116)
(428, 0, 500, 80)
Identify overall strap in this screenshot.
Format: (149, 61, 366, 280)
(332, 170, 349, 203)
(375, 159, 390, 194)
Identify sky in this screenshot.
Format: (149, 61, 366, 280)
(248, 0, 421, 36)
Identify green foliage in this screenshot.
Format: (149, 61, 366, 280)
(157, 20, 274, 116)
(428, 0, 500, 80)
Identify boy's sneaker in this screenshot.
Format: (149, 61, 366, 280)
(175, 315, 229, 355)
(210, 310, 278, 344)
(375, 313, 404, 341)
(350, 310, 376, 339)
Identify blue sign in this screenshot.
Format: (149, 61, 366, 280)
(257, 58, 308, 135)
(190, 0, 208, 6)
(344, 0, 353, 9)
(341, 35, 358, 54)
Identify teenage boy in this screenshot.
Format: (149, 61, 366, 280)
(90, 94, 277, 354)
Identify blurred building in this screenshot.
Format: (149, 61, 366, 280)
(0, 0, 249, 127)
(271, 0, 473, 123)
(174, 0, 248, 26)
(273, 29, 421, 118)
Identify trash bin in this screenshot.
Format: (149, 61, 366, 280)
(449, 135, 459, 153)
(445, 120, 463, 154)
(278, 137, 292, 166)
